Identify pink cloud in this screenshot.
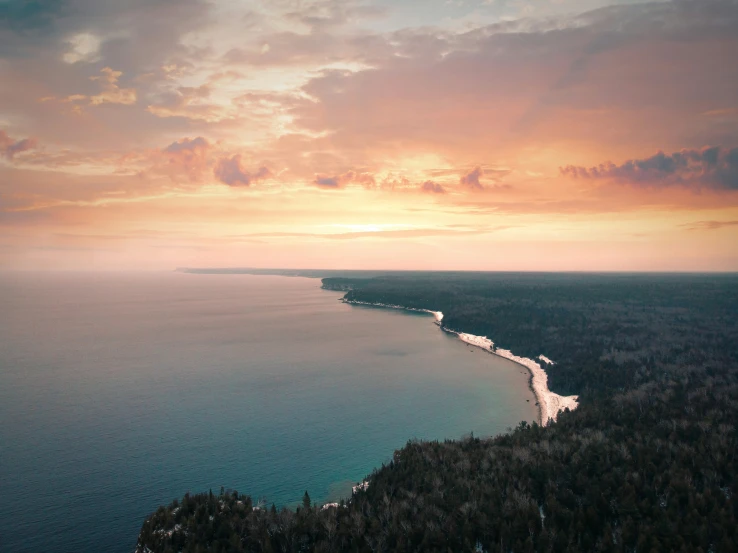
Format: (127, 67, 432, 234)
(420, 180, 445, 194)
(160, 136, 211, 181)
(214, 155, 271, 186)
(313, 170, 375, 189)
(460, 167, 484, 191)
(0, 131, 38, 160)
(164, 136, 209, 155)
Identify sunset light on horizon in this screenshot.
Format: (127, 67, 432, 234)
(2, 0, 737, 271)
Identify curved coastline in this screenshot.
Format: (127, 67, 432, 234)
(340, 298, 444, 323)
(341, 298, 578, 426)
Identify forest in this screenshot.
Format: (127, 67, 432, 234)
(136, 273, 738, 553)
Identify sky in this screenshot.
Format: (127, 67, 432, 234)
(1, 0, 737, 271)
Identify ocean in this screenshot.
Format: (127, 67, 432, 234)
(0, 272, 537, 553)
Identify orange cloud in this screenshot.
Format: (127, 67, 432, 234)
(146, 85, 229, 122)
(88, 68, 137, 106)
(41, 68, 137, 110)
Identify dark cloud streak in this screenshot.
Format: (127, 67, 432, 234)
(561, 146, 738, 189)
(681, 220, 738, 231)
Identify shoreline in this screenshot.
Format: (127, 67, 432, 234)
(342, 298, 578, 426)
(339, 298, 444, 323)
(443, 329, 544, 425)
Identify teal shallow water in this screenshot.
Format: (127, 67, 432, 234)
(0, 273, 536, 553)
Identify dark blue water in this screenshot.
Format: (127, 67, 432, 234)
(0, 272, 536, 553)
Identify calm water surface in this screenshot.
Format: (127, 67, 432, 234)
(0, 272, 536, 553)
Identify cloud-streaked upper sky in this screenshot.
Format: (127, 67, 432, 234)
(1, 0, 737, 271)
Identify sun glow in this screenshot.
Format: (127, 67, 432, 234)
(326, 224, 413, 233)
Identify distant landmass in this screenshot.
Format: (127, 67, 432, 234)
(177, 267, 412, 278)
(138, 271, 738, 553)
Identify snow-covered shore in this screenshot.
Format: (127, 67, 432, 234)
(343, 299, 443, 324)
(451, 331, 578, 426)
(342, 299, 577, 426)
(352, 481, 369, 494)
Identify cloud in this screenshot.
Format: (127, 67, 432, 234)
(560, 146, 738, 189)
(2, 0, 738, 251)
(420, 180, 445, 194)
(314, 175, 341, 188)
(146, 84, 228, 122)
(285, 0, 738, 168)
(0, 0, 210, 69)
(160, 136, 211, 180)
(0, 0, 69, 55)
(682, 220, 738, 231)
(42, 67, 137, 109)
(139, 138, 274, 187)
(0, 208, 50, 226)
(460, 167, 484, 190)
(229, 32, 391, 68)
(63, 32, 101, 64)
(379, 174, 411, 192)
(0, 131, 38, 159)
(222, 4, 391, 69)
(283, 1, 387, 32)
(88, 68, 136, 105)
(213, 155, 271, 186)
(164, 136, 209, 154)
(313, 170, 375, 189)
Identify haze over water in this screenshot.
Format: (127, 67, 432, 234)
(0, 273, 536, 553)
